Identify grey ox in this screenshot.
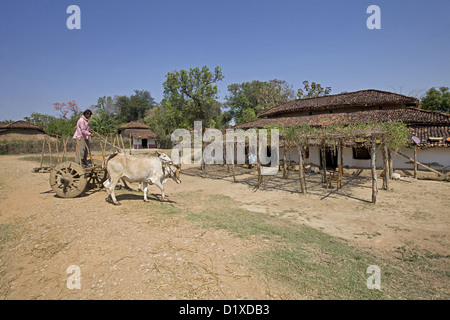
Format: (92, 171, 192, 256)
(103, 152, 181, 205)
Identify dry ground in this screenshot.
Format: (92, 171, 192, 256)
(0, 154, 449, 300)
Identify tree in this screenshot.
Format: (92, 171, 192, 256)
(53, 100, 81, 120)
(89, 96, 120, 136)
(420, 87, 450, 113)
(297, 81, 331, 99)
(24, 112, 57, 129)
(116, 90, 156, 123)
(161, 66, 224, 129)
(224, 79, 294, 125)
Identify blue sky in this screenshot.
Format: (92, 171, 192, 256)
(0, 0, 449, 120)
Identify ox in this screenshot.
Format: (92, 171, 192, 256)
(103, 152, 181, 205)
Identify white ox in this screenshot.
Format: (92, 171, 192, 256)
(103, 152, 181, 205)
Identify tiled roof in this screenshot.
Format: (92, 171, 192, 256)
(258, 89, 419, 118)
(235, 108, 450, 148)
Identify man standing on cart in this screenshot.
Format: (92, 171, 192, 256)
(73, 109, 94, 168)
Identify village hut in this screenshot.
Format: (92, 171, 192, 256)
(236, 89, 450, 172)
(118, 122, 158, 149)
(0, 121, 47, 141)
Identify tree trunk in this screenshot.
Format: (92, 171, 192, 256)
(339, 140, 343, 167)
(371, 136, 378, 204)
(321, 145, 327, 183)
(414, 146, 418, 179)
(382, 139, 390, 191)
(282, 140, 288, 179)
(388, 149, 394, 179)
(296, 143, 307, 193)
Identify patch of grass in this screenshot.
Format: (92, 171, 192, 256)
(175, 192, 393, 299)
(142, 190, 448, 299)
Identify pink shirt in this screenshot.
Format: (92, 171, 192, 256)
(73, 116, 91, 140)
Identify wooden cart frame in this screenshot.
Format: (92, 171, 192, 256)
(32, 133, 126, 198)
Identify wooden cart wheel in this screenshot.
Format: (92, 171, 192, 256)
(87, 168, 108, 188)
(49, 161, 87, 198)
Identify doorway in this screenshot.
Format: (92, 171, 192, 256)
(319, 146, 338, 169)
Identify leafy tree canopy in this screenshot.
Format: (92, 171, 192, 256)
(224, 79, 295, 125)
(297, 81, 331, 99)
(420, 87, 450, 113)
(161, 66, 224, 130)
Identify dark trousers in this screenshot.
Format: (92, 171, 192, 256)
(75, 139, 90, 166)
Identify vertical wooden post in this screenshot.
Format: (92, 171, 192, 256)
(40, 137, 46, 168)
(388, 149, 394, 179)
(414, 146, 418, 179)
(129, 134, 132, 153)
(371, 136, 378, 204)
(256, 134, 262, 188)
(321, 143, 327, 183)
(201, 142, 206, 178)
(99, 134, 105, 161)
(339, 139, 344, 167)
(286, 143, 291, 179)
(282, 139, 288, 179)
(47, 140, 53, 167)
(382, 138, 390, 191)
(231, 162, 236, 182)
(62, 137, 69, 163)
(55, 137, 60, 165)
(296, 143, 307, 194)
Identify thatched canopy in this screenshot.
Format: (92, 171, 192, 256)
(0, 121, 45, 134)
(118, 122, 158, 139)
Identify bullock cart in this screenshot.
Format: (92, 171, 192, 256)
(32, 133, 125, 198)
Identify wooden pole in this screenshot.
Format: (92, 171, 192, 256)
(370, 136, 378, 204)
(98, 134, 105, 162)
(339, 139, 344, 167)
(39, 137, 46, 168)
(282, 139, 288, 179)
(395, 150, 441, 176)
(120, 134, 126, 151)
(414, 146, 418, 178)
(47, 140, 53, 167)
(382, 138, 390, 191)
(202, 142, 206, 178)
(388, 149, 394, 179)
(296, 143, 307, 194)
(55, 137, 60, 165)
(231, 163, 236, 183)
(321, 144, 327, 183)
(62, 137, 69, 163)
(129, 134, 132, 154)
(256, 135, 262, 189)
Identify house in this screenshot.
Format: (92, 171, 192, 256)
(0, 121, 47, 141)
(236, 89, 450, 172)
(118, 122, 158, 149)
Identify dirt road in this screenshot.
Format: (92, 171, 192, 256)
(0, 155, 449, 299)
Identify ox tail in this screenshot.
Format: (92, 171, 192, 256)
(103, 152, 119, 169)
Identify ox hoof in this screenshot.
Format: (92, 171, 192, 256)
(113, 202, 121, 206)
